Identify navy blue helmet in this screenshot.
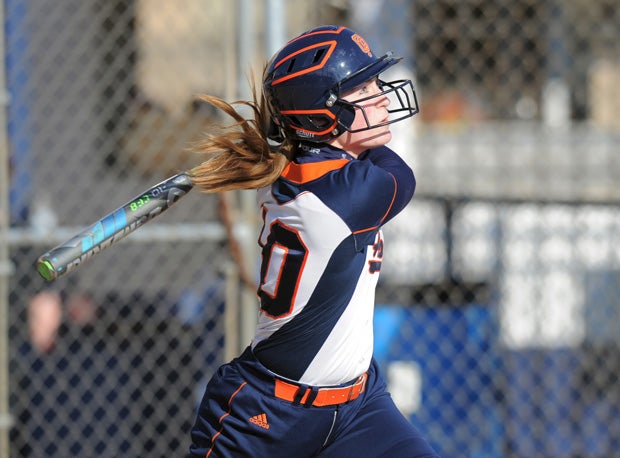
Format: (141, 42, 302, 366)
(263, 25, 419, 143)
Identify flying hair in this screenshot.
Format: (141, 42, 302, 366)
(188, 75, 295, 193)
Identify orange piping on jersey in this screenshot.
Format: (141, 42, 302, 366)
(281, 159, 350, 184)
(378, 174, 398, 224)
(258, 206, 268, 248)
(351, 173, 398, 234)
(206, 382, 248, 457)
(352, 226, 379, 235)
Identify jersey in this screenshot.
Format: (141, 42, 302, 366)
(251, 143, 415, 386)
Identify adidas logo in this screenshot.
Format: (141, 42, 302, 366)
(249, 413, 270, 429)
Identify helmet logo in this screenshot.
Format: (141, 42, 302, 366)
(351, 34, 372, 57)
(296, 129, 315, 139)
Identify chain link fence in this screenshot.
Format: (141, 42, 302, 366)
(3, 0, 619, 457)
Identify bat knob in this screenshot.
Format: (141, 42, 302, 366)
(36, 257, 58, 282)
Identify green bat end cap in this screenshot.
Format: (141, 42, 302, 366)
(37, 259, 57, 282)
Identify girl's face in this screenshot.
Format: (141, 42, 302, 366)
(329, 78, 392, 157)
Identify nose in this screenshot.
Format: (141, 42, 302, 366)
(372, 83, 390, 108)
(377, 92, 390, 108)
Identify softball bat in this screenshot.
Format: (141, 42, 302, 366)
(36, 172, 194, 281)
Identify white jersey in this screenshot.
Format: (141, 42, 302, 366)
(251, 143, 415, 385)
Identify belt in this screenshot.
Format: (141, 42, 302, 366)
(274, 373, 368, 407)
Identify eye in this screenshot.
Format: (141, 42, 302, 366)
(358, 78, 380, 95)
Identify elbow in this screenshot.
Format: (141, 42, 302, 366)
(407, 169, 416, 199)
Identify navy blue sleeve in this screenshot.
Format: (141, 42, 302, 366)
(359, 146, 416, 222)
(304, 147, 415, 232)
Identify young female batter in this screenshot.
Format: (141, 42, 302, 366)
(188, 25, 439, 458)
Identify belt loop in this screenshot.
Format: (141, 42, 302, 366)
(346, 385, 354, 402)
(303, 387, 319, 407)
(347, 373, 366, 402)
(293, 384, 309, 405)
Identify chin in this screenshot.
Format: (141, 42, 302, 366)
(366, 130, 392, 147)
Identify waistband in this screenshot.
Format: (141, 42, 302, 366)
(236, 347, 368, 407)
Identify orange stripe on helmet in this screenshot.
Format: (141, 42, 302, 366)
(279, 108, 338, 136)
(271, 41, 338, 86)
(285, 25, 346, 45)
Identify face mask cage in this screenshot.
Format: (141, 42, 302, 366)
(335, 79, 420, 133)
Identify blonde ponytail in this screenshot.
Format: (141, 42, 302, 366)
(188, 84, 294, 193)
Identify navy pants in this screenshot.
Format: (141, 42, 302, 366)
(189, 347, 439, 457)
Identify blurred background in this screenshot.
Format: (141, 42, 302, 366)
(1, 0, 619, 456)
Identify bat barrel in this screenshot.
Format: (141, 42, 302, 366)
(36, 172, 194, 282)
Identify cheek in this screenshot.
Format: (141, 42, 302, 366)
(348, 109, 365, 130)
(349, 106, 378, 131)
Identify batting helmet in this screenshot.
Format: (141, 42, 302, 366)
(263, 25, 419, 143)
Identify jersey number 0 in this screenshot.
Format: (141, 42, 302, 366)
(258, 222, 308, 318)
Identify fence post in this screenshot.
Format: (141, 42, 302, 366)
(0, 0, 12, 454)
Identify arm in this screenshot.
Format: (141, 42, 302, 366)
(359, 146, 416, 221)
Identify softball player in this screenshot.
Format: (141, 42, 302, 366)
(188, 25, 439, 457)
